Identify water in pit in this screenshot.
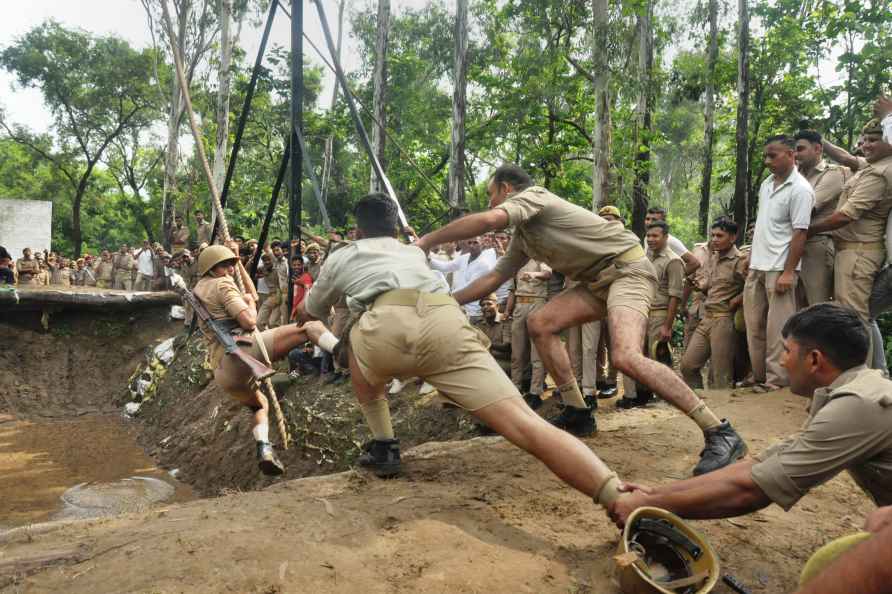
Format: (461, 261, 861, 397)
(0, 414, 193, 529)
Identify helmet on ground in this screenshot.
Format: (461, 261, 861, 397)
(650, 341, 673, 368)
(615, 506, 720, 594)
(198, 245, 238, 276)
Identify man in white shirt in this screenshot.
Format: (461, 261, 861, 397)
(135, 240, 156, 291)
(429, 237, 496, 323)
(743, 134, 815, 390)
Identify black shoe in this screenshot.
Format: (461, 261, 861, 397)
(615, 391, 654, 410)
(584, 394, 599, 410)
(358, 438, 401, 478)
(548, 406, 596, 437)
(693, 421, 748, 476)
(333, 371, 350, 385)
(323, 371, 341, 385)
(597, 384, 618, 399)
(256, 441, 285, 476)
(523, 392, 543, 410)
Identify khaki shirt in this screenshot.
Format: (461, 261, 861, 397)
(261, 260, 281, 292)
(305, 237, 448, 319)
(475, 317, 511, 356)
(307, 260, 323, 281)
(648, 248, 684, 310)
(170, 225, 190, 248)
(113, 253, 135, 275)
(804, 161, 849, 237)
(16, 257, 38, 282)
(95, 260, 114, 282)
(196, 222, 212, 246)
(512, 259, 550, 298)
(193, 275, 251, 366)
(834, 154, 892, 244)
(703, 246, 747, 314)
(494, 186, 640, 282)
(751, 365, 892, 510)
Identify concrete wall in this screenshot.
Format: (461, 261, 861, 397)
(0, 199, 53, 259)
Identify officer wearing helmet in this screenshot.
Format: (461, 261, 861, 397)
(193, 241, 315, 475)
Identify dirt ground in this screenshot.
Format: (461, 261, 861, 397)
(0, 388, 874, 594)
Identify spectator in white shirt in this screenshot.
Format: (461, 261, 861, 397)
(135, 240, 156, 291)
(742, 134, 815, 391)
(429, 236, 496, 322)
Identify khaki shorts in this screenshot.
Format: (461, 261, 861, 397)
(214, 327, 279, 406)
(350, 291, 520, 411)
(586, 255, 656, 319)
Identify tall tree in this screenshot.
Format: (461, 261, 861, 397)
(369, 0, 391, 193)
(698, 0, 719, 235)
(732, 0, 750, 237)
(631, 0, 654, 238)
(211, 0, 237, 219)
(447, 0, 469, 217)
(0, 23, 158, 257)
(142, 0, 218, 248)
(591, 0, 611, 209)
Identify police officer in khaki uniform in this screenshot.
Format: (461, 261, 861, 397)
(681, 219, 747, 389)
(683, 242, 711, 348)
(194, 210, 212, 246)
(112, 245, 135, 290)
(256, 244, 284, 329)
(297, 192, 626, 509)
(808, 119, 892, 365)
(475, 293, 512, 374)
(15, 248, 40, 286)
(418, 165, 746, 476)
(794, 129, 850, 306)
(507, 258, 550, 407)
(609, 304, 892, 534)
(193, 242, 310, 475)
(94, 250, 114, 289)
(169, 214, 190, 254)
(620, 220, 684, 408)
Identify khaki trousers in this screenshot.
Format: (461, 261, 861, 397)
(278, 290, 289, 325)
(567, 320, 601, 393)
(743, 269, 798, 386)
(135, 273, 153, 292)
(801, 235, 834, 306)
(680, 314, 737, 389)
(622, 310, 666, 398)
(511, 300, 546, 395)
(113, 272, 133, 291)
(834, 247, 885, 321)
(331, 305, 351, 371)
(257, 291, 281, 329)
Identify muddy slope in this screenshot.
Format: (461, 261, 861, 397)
(0, 309, 179, 419)
(136, 335, 484, 496)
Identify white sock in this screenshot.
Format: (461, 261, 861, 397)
(252, 423, 269, 443)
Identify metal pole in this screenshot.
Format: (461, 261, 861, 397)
(248, 136, 291, 283)
(311, 0, 409, 234)
(210, 0, 278, 244)
(288, 0, 303, 317)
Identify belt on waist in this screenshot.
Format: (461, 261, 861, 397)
(372, 289, 456, 308)
(615, 243, 646, 264)
(833, 240, 885, 251)
(704, 311, 733, 318)
(514, 295, 545, 304)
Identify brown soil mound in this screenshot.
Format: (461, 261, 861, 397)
(137, 334, 483, 496)
(0, 309, 179, 419)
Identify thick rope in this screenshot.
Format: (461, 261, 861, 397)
(160, 0, 291, 450)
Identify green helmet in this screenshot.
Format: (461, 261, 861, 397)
(198, 244, 238, 276)
(615, 507, 720, 594)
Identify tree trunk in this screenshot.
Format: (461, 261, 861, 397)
(698, 0, 719, 235)
(630, 1, 653, 239)
(447, 0, 469, 218)
(211, 0, 234, 228)
(732, 0, 750, 240)
(320, 0, 345, 205)
(369, 0, 390, 193)
(591, 0, 611, 210)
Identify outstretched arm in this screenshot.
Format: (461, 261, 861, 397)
(822, 138, 863, 171)
(453, 269, 513, 306)
(417, 210, 510, 253)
